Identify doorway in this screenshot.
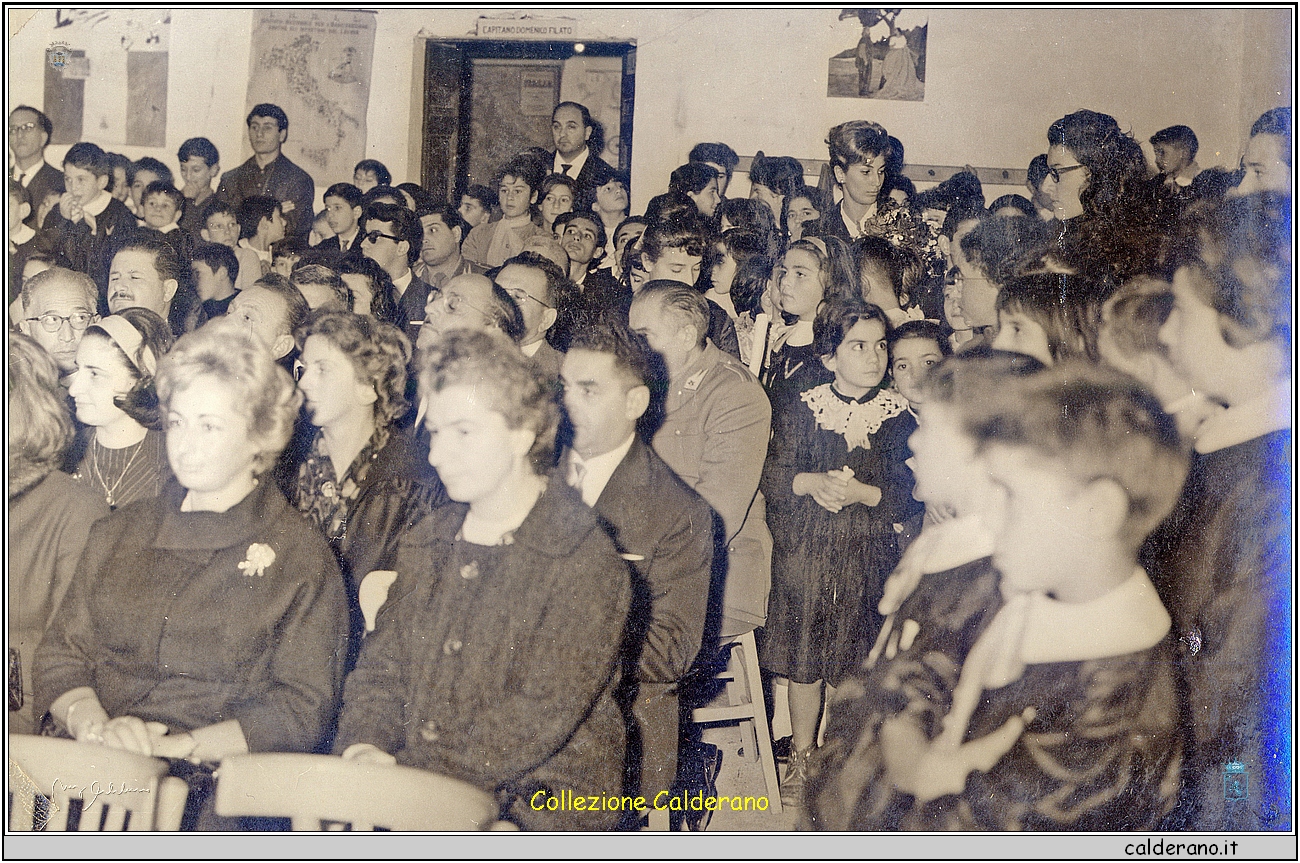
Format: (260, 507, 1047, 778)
(420, 39, 636, 203)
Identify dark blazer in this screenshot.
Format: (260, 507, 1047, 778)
(395, 272, 433, 344)
(552, 149, 619, 206)
(36, 197, 139, 304)
(334, 479, 631, 830)
(20, 163, 65, 230)
(216, 153, 316, 241)
(34, 479, 348, 755)
(565, 437, 714, 800)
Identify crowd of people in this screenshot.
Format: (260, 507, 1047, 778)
(7, 94, 1292, 832)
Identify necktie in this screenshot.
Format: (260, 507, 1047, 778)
(566, 455, 586, 490)
(561, 164, 573, 176)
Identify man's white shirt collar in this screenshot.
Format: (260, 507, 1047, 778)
(554, 146, 590, 179)
(569, 434, 635, 507)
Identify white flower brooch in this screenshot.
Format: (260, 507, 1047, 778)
(237, 543, 276, 578)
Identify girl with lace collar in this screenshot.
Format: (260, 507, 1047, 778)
(759, 298, 922, 805)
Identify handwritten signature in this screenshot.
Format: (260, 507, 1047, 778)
(50, 778, 151, 810)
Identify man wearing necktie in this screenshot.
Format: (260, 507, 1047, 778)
(9, 106, 64, 230)
(550, 102, 618, 208)
(558, 317, 713, 819)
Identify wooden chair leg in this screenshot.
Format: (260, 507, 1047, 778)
(738, 630, 782, 813)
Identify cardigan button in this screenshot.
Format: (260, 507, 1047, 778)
(419, 720, 439, 743)
(443, 638, 462, 655)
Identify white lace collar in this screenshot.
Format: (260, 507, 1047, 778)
(800, 382, 909, 451)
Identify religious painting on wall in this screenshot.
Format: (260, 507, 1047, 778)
(828, 9, 928, 101)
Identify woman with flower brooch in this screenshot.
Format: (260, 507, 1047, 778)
(291, 309, 446, 667)
(35, 317, 348, 829)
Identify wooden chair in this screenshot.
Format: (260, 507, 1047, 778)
(8, 734, 188, 831)
(689, 629, 782, 813)
(213, 753, 518, 831)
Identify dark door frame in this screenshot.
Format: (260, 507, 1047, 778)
(420, 38, 636, 203)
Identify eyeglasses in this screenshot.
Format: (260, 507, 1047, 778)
(26, 312, 96, 332)
(427, 288, 488, 318)
(363, 230, 402, 245)
(9, 122, 38, 134)
(503, 286, 553, 310)
(1046, 164, 1086, 183)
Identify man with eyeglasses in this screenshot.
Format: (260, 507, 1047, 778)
(19, 266, 100, 380)
(9, 106, 64, 231)
(495, 252, 566, 379)
(361, 202, 430, 343)
(414, 272, 523, 355)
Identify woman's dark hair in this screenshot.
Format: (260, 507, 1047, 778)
(83, 307, 175, 430)
(336, 254, 400, 327)
(996, 271, 1100, 363)
(782, 185, 831, 236)
(669, 162, 717, 196)
(719, 197, 780, 258)
(748, 152, 805, 200)
(826, 121, 892, 172)
(296, 310, 412, 426)
(1047, 109, 1151, 224)
(707, 229, 773, 317)
(813, 296, 890, 359)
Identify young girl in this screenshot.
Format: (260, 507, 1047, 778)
(760, 297, 922, 804)
(761, 236, 856, 395)
(537, 173, 577, 235)
(784, 185, 830, 244)
(706, 229, 772, 369)
(990, 272, 1099, 365)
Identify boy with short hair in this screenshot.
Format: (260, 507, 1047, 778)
(38, 141, 137, 292)
(236, 195, 286, 277)
(808, 359, 1188, 831)
(458, 184, 496, 231)
(322, 182, 364, 255)
(353, 158, 391, 193)
(176, 137, 220, 236)
(140, 180, 193, 265)
(187, 241, 240, 331)
(200, 199, 263, 292)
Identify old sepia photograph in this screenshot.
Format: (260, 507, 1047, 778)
(5, 5, 1294, 857)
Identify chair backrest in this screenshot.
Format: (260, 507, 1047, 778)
(358, 569, 398, 633)
(213, 753, 504, 830)
(8, 734, 188, 831)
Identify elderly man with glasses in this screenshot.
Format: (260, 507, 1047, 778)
(493, 251, 567, 379)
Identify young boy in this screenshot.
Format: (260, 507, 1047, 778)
(236, 195, 286, 278)
(458, 184, 495, 232)
(176, 137, 220, 237)
(321, 182, 364, 255)
(352, 158, 391, 194)
(808, 359, 1189, 831)
(200, 199, 263, 292)
(187, 241, 240, 331)
(40, 141, 137, 292)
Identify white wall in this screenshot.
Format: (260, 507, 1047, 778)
(9, 7, 1292, 213)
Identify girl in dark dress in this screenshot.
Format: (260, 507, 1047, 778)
(760, 297, 921, 803)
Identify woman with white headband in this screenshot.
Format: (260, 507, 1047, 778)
(67, 307, 174, 508)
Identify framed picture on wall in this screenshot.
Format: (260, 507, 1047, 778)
(829, 9, 928, 101)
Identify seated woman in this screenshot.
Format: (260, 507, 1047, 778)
(293, 310, 447, 663)
(334, 329, 631, 831)
(8, 332, 109, 735)
(35, 317, 349, 828)
(67, 307, 175, 509)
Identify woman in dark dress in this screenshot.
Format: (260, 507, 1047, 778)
(334, 329, 631, 830)
(35, 317, 348, 828)
(760, 298, 921, 803)
(292, 310, 446, 666)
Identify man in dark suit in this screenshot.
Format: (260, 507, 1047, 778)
(558, 319, 714, 815)
(494, 251, 566, 380)
(360, 202, 430, 343)
(550, 102, 618, 207)
(215, 103, 315, 242)
(9, 106, 64, 231)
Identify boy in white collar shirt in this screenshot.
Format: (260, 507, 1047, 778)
(808, 359, 1189, 831)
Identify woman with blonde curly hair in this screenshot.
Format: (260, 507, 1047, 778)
(35, 317, 348, 829)
(335, 329, 631, 830)
(8, 332, 109, 734)
(292, 309, 447, 663)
